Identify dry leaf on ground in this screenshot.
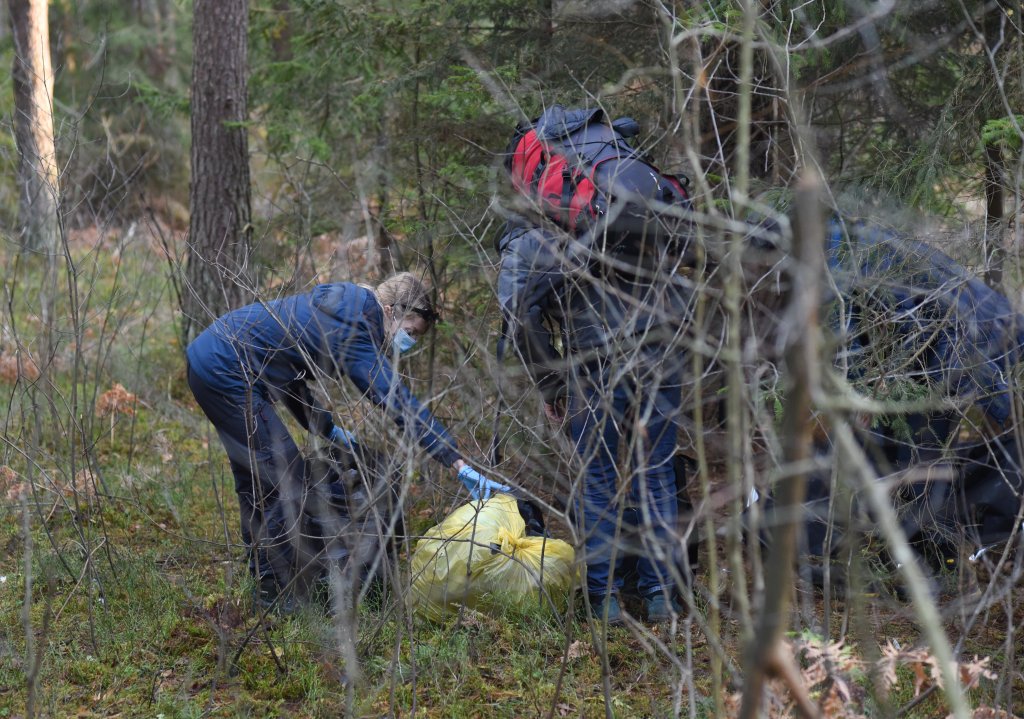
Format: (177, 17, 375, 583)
(96, 383, 138, 417)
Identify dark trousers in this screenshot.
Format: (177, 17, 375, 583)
(569, 357, 682, 598)
(188, 365, 309, 587)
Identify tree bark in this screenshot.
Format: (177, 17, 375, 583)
(984, 138, 1006, 288)
(738, 170, 823, 719)
(981, 2, 1007, 289)
(271, 0, 292, 62)
(9, 0, 59, 254)
(183, 0, 253, 340)
(135, 0, 174, 81)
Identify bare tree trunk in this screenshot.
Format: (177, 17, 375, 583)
(738, 171, 823, 719)
(535, 0, 552, 75)
(371, 126, 394, 277)
(134, 0, 174, 81)
(271, 0, 292, 62)
(156, 0, 178, 83)
(9, 0, 59, 254)
(984, 138, 1006, 288)
(183, 0, 253, 340)
(723, 0, 756, 650)
(981, 1, 1009, 289)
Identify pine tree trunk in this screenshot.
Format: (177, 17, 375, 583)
(271, 0, 292, 62)
(183, 0, 253, 340)
(984, 139, 1005, 288)
(8, 0, 59, 254)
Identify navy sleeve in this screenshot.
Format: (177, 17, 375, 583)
(338, 330, 461, 467)
(497, 223, 568, 403)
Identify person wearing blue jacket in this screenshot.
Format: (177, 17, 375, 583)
(496, 216, 691, 625)
(186, 272, 507, 612)
(826, 217, 1024, 431)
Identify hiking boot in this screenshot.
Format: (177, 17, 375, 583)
(644, 591, 684, 622)
(253, 576, 298, 616)
(589, 593, 624, 627)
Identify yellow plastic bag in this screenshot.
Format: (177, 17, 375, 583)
(409, 494, 576, 620)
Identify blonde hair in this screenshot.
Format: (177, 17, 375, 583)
(374, 272, 435, 317)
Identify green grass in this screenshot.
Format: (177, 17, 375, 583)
(0, 240, 1020, 718)
(0, 436, 700, 718)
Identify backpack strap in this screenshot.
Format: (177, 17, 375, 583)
(530, 150, 548, 193)
(561, 166, 576, 227)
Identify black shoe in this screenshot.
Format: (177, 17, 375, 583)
(588, 593, 625, 627)
(253, 576, 298, 616)
(643, 590, 684, 622)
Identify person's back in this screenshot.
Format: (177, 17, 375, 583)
(558, 250, 691, 360)
(186, 283, 378, 393)
(497, 217, 691, 395)
(496, 215, 691, 624)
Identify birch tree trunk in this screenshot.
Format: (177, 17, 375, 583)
(9, 0, 59, 254)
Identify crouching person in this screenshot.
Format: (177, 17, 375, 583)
(186, 272, 507, 614)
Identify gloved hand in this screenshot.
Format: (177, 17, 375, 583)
(329, 425, 357, 449)
(457, 464, 510, 501)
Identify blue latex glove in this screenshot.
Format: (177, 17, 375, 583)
(329, 425, 357, 449)
(457, 464, 510, 501)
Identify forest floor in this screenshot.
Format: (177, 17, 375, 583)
(0, 232, 1021, 718)
(0, 471, 1018, 719)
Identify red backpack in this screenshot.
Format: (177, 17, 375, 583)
(504, 105, 691, 244)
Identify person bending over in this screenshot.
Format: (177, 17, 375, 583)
(186, 272, 506, 612)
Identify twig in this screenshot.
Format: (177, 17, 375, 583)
(895, 684, 939, 717)
(831, 421, 970, 719)
(739, 169, 824, 719)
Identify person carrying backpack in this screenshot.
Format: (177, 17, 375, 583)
(498, 209, 693, 624)
(186, 272, 508, 613)
(496, 105, 696, 624)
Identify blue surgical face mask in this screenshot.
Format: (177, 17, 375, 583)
(392, 327, 417, 355)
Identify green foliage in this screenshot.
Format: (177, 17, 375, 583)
(39, 0, 194, 225)
(755, 0, 1024, 214)
(132, 78, 190, 119)
(421, 65, 511, 125)
(247, 0, 687, 282)
(2, 3, 1023, 716)
(982, 115, 1024, 151)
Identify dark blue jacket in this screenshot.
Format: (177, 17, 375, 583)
(827, 218, 1024, 426)
(186, 282, 461, 466)
(496, 217, 691, 401)
(496, 220, 568, 402)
